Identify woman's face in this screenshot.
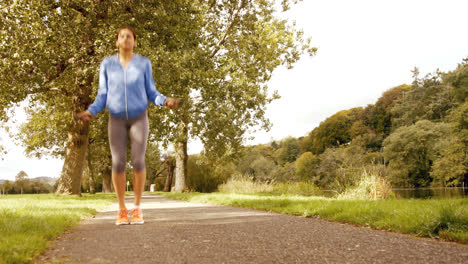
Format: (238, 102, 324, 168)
(116, 29, 136, 51)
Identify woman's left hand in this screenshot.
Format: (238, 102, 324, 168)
(75, 110, 93, 122)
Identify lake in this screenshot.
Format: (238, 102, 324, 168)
(392, 187, 468, 199)
(318, 187, 468, 199)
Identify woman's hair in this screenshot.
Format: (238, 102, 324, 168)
(116, 26, 137, 41)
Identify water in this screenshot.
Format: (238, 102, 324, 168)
(392, 187, 468, 199)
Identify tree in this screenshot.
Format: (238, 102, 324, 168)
(237, 146, 277, 180)
(305, 107, 364, 154)
(1, 0, 314, 195)
(274, 137, 300, 165)
(444, 57, 468, 103)
(249, 156, 276, 181)
(383, 120, 451, 187)
(2, 180, 12, 195)
(363, 84, 410, 135)
(1, 1, 123, 195)
(431, 101, 468, 186)
(1, 0, 205, 195)
(431, 132, 466, 186)
(15, 170, 29, 194)
(391, 72, 454, 129)
(186, 154, 235, 192)
(163, 156, 175, 192)
(295, 152, 320, 182)
(171, 0, 315, 192)
(316, 145, 366, 191)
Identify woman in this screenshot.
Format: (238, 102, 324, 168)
(77, 26, 180, 225)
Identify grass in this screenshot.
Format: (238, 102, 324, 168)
(155, 191, 468, 244)
(0, 193, 116, 264)
(336, 173, 394, 200)
(218, 178, 322, 196)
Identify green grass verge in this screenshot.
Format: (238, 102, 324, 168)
(0, 193, 115, 264)
(155, 192, 468, 244)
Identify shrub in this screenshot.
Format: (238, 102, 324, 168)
(337, 167, 393, 200)
(219, 175, 321, 196)
(218, 174, 273, 194)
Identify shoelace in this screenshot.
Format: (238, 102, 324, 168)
(131, 209, 141, 219)
(118, 209, 128, 218)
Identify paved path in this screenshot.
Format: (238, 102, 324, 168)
(37, 194, 467, 264)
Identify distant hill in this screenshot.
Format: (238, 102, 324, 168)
(33, 177, 59, 185)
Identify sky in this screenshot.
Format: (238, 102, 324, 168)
(1, 0, 468, 181)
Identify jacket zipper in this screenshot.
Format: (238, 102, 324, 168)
(124, 68, 128, 120)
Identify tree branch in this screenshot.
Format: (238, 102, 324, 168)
(69, 3, 89, 17)
(29, 59, 72, 96)
(209, 0, 248, 58)
(209, 0, 218, 10)
(154, 168, 166, 178)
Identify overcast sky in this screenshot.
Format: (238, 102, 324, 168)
(1, 0, 468, 181)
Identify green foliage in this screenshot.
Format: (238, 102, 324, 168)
(218, 175, 274, 194)
(1, 180, 12, 194)
(363, 84, 410, 135)
(351, 133, 384, 152)
(431, 102, 468, 186)
(271, 161, 298, 182)
(186, 155, 235, 192)
(383, 120, 451, 187)
(315, 145, 366, 190)
(444, 57, 468, 103)
(16, 102, 70, 158)
(274, 136, 299, 165)
(336, 167, 393, 200)
(391, 71, 454, 128)
(3, 175, 55, 195)
(227, 57, 467, 190)
(1, 1, 315, 192)
(237, 146, 274, 179)
(295, 152, 320, 181)
(218, 175, 320, 196)
(305, 107, 364, 154)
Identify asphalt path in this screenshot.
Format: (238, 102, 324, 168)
(36, 194, 467, 264)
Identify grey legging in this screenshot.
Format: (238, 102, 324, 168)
(108, 110, 149, 173)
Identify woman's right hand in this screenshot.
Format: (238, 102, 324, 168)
(75, 110, 93, 122)
(164, 97, 183, 109)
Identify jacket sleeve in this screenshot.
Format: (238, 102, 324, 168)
(145, 58, 167, 107)
(87, 59, 108, 116)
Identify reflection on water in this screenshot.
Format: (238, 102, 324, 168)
(317, 187, 468, 199)
(392, 187, 468, 199)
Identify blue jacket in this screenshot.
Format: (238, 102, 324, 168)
(87, 54, 167, 119)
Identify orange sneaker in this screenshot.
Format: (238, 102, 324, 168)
(115, 208, 129, 225)
(130, 208, 144, 225)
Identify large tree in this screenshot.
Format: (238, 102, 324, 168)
(363, 84, 410, 136)
(383, 120, 451, 187)
(1, 0, 314, 195)
(15, 170, 29, 194)
(157, 0, 315, 191)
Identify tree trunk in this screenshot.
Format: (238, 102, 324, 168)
(87, 153, 96, 194)
(102, 165, 114, 193)
(55, 119, 90, 196)
(173, 121, 188, 193)
(164, 158, 175, 192)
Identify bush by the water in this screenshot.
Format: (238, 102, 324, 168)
(218, 175, 321, 196)
(337, 168, 393, 200)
